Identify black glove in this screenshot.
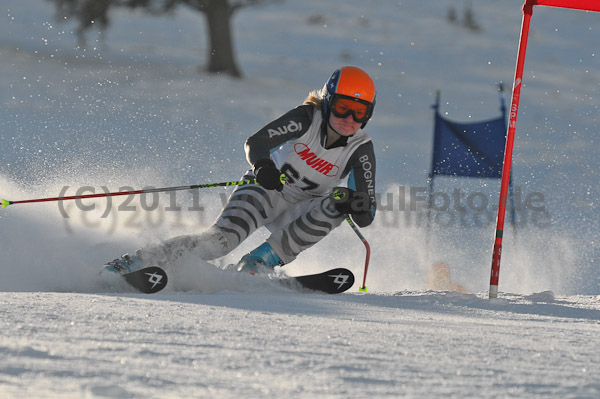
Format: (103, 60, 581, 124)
(253, 159, 283, 191)
(331, 187, 369, 216)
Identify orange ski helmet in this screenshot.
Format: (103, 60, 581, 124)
(323, 66, 376, 128)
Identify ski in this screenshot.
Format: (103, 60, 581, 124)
(110, 265, 353, 295)
(280, 268, 355, 294)
(122, 266, 168, 294)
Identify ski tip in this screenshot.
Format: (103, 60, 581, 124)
(359, 286, 368, 293)
(1, 199, 11, 209)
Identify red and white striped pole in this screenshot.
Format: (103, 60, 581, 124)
(489, 1, 534, 298)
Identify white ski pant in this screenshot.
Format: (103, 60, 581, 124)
(141, 174, 345, 266)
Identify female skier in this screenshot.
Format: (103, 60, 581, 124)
(106, 65, 377, 275)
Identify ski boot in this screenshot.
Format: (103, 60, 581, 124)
(236, 242, 283, 275)
(104, 253, 144, 274)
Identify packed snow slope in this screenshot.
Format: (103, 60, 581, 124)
(1, 291, 600, 399)
(1, 0, 599, 398)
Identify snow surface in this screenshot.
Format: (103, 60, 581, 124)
(1, 0, 599, 397)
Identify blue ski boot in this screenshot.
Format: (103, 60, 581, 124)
(236, 242, 283, 275)
(104, 253, 144, 274)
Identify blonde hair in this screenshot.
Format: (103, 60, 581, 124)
(303, 86, 326, 108)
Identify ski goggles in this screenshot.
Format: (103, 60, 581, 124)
(329, 94, 374, 123)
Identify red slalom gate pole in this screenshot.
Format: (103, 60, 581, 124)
(489, 1, 533, 299)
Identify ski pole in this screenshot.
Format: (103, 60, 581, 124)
(330, 188, 371, 292)
(1, 179, 259, 209)
(345, 216, 371, 292)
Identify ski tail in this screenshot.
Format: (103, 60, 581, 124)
(283, 268, 355, 294)
(122, 266, 168, 294)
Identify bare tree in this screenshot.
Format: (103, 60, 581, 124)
(48, 0, 280, 77)
(462, 3, 481, 32)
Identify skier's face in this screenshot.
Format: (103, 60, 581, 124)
(328, 113, 362, 136)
